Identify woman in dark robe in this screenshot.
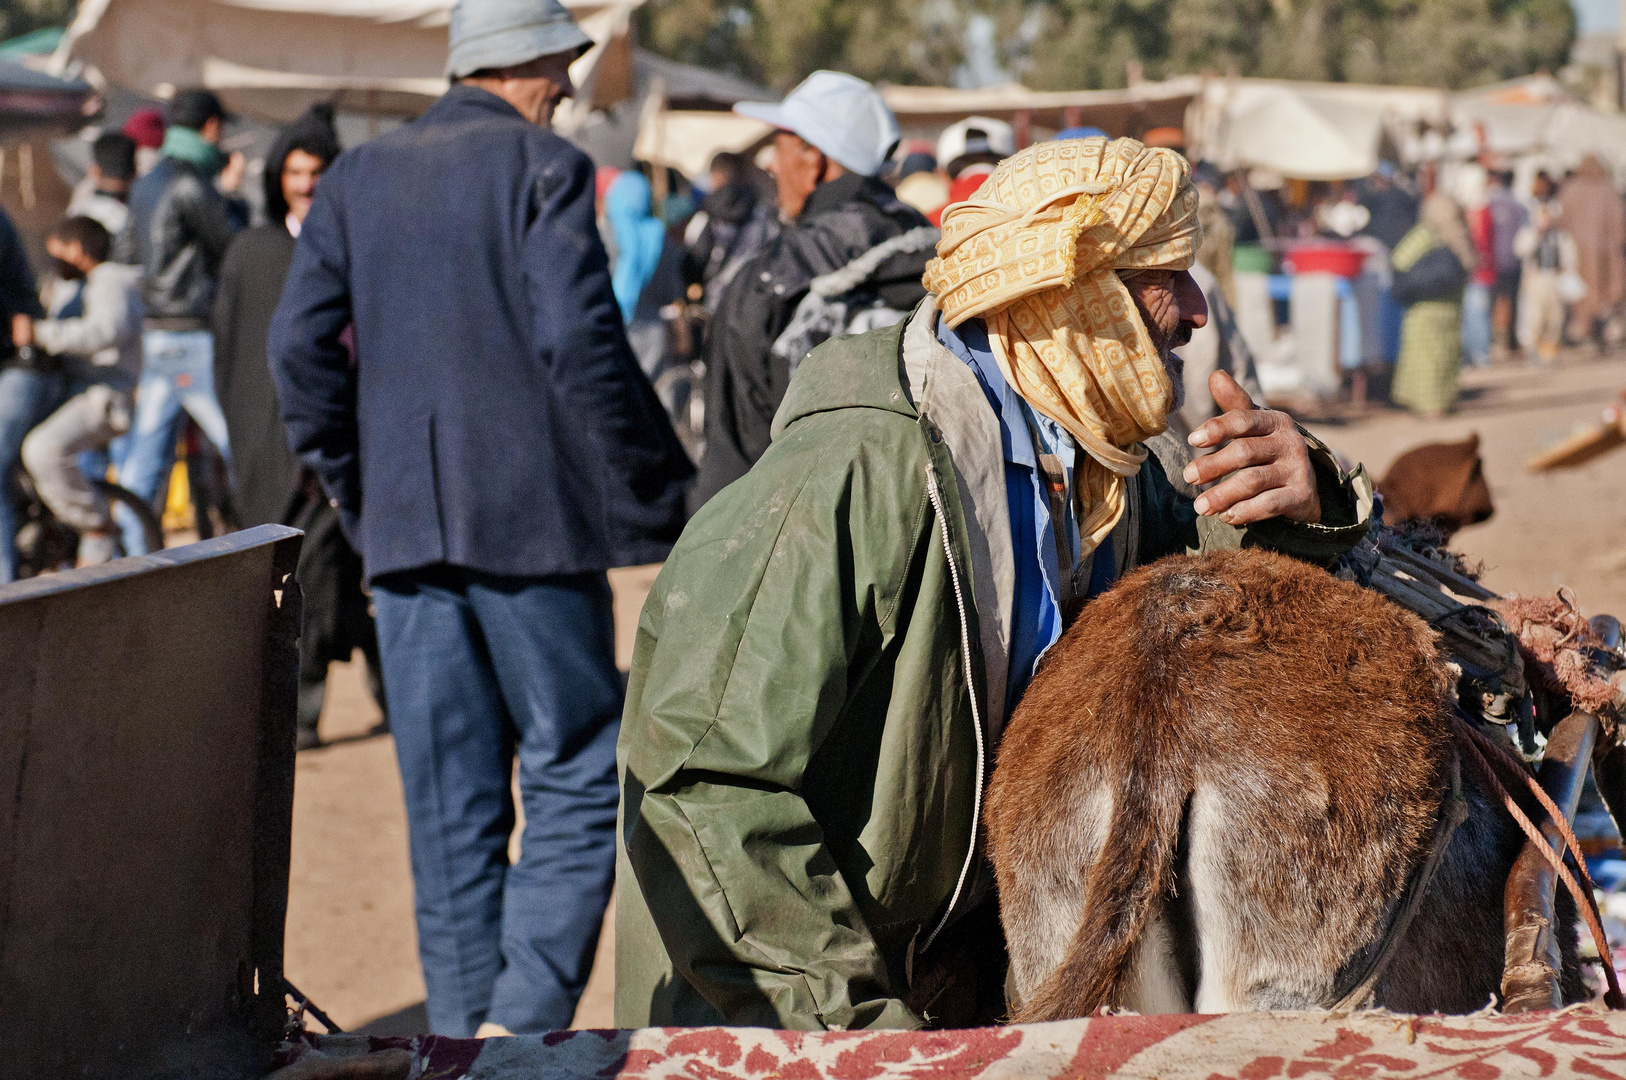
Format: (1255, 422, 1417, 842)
(214, 103, 385, 749)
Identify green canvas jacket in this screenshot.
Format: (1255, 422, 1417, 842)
(615, 300, 1374, 1031)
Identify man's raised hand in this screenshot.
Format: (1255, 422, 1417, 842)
(1180, 370, 1321, 526)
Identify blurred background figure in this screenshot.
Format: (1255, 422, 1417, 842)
(0, 204, 48, 585)
(121, 107, 167, 178)
(1486, 169, 1527, 360)
(683, 150, 778, 311)
(692, 70, 931, 508)
(1515, 171, 1578, 366)
(1359, 164, 1420, 252)
(605, 168, 690, 380)
(212, 102, 382, 752)
(1458, 164, 1494, 368)
(1193, 161, 1235, 304)
(932, 114, 1013, 223)
(1390, 192, 1472, 417)
(19, 216, 142, 568)
(604, 171, 666, 346)
(594, 165, 621, 261)
(113, 88, 246, 557)
(1561, 155, 1626, 353)
(67, 132, 138, 239)
(892, 148, 949, 220)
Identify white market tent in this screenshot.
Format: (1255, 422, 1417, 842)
(49, 0, 644, 127)
(633, 109, 771, 181)
(1186, 77, 1451, 180)
(1452, 74, 1626, 180)
(881, 79, 1198, 144)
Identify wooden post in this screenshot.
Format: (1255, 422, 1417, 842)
(1013, 109, 1031, 150)
(1063, 105, 1082, 130)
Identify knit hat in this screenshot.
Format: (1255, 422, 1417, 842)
(446, 0, 593, 80)
(735, 71, 899, 177)
(122, 107, 166, 150)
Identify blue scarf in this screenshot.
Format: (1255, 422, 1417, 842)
(604, 172, 666, 325)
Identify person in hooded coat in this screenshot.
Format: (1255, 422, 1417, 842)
(1561, 155, 1626, 348)
(214, 103, 385, 750)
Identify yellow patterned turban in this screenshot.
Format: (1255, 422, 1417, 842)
(922, 136, 1200, 558)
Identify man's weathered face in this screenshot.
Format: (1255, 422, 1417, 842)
(770, 132, 826, 218)
(1121, 268, 1208, 411)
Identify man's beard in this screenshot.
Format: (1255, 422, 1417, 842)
(1154, 323, 1192, 414)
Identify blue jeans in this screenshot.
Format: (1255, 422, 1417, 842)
(372, 567, 621, 1036)
(1462, 281, 1493, 367)
(116, 329, 231, 555)
(0, 366, 66, 582)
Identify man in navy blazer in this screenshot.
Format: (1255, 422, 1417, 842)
(269, 0, 692, 1038)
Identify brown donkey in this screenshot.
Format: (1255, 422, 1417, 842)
(988, 549, 1582, 1020)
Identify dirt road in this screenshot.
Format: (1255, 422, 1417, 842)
(284, 354, 1626, 1035)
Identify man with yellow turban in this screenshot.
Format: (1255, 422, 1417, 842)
(614, 137, 1373, 1031)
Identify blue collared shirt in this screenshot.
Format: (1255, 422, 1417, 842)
(936, 316, 1116, 714)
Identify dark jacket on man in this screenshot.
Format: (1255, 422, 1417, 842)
(116, 151, 244, 328)
(268, 86, 693, 583)
(216, 105, 376, 709)
(0, 206, 42, 364)
(684, 180, 779, 310)
(690, 174, 932, 509)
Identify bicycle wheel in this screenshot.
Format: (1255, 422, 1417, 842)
(91, 478, 164, 556)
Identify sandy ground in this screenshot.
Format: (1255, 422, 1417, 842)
(283, 352, 1626, 1035)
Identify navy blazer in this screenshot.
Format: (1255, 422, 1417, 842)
(269, 87, 692, 582)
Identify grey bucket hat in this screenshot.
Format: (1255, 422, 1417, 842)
(446, 0, 594, 80)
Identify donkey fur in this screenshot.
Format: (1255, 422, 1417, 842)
(987, 548, 1583, 1020)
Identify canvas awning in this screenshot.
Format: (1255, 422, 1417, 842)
(633, 109, 772, 180)
(1450, 76, 1626, 178)
(881, 79, 1198, 140)
(1187, 78, 1451, 180)
(50, 0, 643, 126)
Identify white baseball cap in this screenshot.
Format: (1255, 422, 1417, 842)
(936, 116, 1016, 177)
(735, 71, 900, 177)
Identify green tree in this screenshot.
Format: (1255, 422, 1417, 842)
(1002, 0, 1576, 90)
(634, 0, 963, 90)
(636, 0, 1575, 92)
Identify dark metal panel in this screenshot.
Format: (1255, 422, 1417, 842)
(0, 526, 302, 1079)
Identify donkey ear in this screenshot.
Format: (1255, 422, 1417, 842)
(1464, 431, 1480, 453)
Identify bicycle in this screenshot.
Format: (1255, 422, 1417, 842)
(11, 467, 163, 579)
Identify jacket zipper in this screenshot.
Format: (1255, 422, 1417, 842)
(922, 462, 985, 952)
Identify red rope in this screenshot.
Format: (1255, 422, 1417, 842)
(1452, 716, 1625, 1009)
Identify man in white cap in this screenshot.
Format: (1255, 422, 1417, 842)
(690, 70, 937, 509)
(270, 0, 693, 1038)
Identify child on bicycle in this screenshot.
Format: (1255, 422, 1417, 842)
(19, 215, 143, 564)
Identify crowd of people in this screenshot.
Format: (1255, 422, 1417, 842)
(1184, 155, 1626, 417)
(0, 87, 383, 750)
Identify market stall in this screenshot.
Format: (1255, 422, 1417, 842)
(49, 0, 644, 128)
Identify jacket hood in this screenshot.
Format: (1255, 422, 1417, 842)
(264, 103, 342, 227)
(770, 304, 923, 438)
